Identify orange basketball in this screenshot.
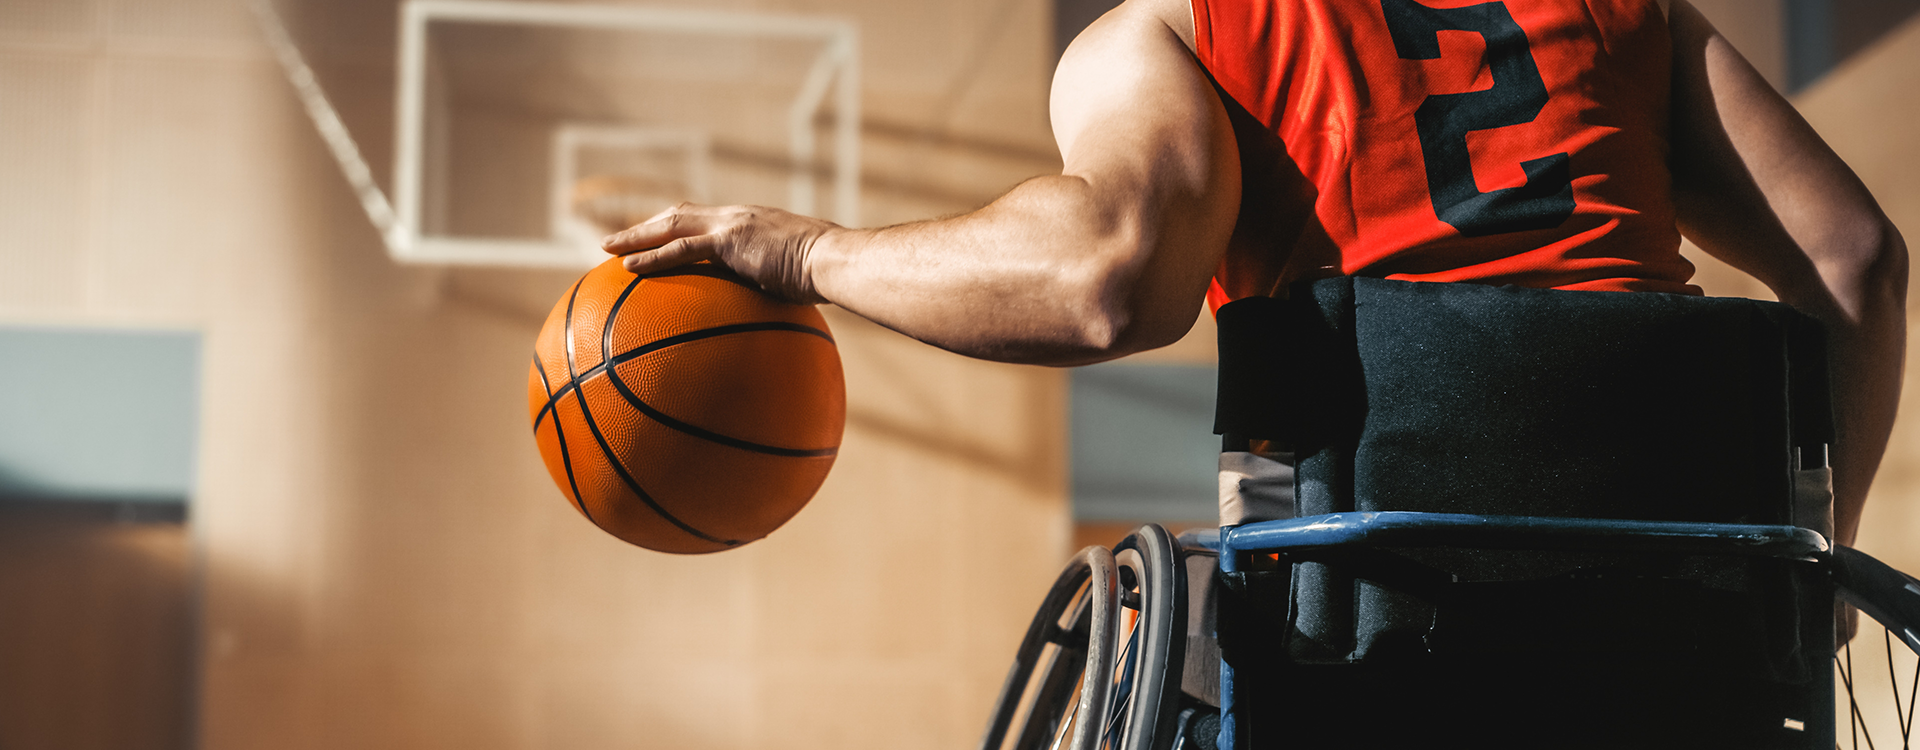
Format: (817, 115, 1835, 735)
(527, 259, 845, 554)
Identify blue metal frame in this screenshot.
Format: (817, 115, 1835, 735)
(1206, 512, 1835, 750)
(1215, 511, 1828, 573)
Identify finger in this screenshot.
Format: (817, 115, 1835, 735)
(620, 234, 722, 275)
(637, 203, 681, 226)
(601, 204, 717, 254)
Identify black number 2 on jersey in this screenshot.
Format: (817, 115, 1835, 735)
(1381, 0, 1576, 237)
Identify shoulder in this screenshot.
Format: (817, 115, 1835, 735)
(1118, 0, 1197, 53)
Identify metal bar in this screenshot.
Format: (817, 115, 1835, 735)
(1220, 512, 1829, 570)
(410, 0, 854, 39)
(394, 0, 429, 257)
(247, 0, 405, 251)
(832, 32, 862, 228)
(786, 46, 840, 217)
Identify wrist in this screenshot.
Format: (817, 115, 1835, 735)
(802, 225, 862, 305)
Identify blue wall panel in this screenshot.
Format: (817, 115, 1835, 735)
(0, 327, 200, 504)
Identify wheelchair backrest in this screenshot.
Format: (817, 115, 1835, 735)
(1210, 279, 1837, 747)
(1215, 276, 1832, 525)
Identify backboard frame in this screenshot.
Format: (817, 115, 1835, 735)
(548, 123, 714, 262)
(250, 0, 861, 268)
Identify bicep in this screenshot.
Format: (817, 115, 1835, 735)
(1046, 0, 1239, 343)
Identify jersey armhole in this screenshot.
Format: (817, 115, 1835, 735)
(1189, 0, 1215, 65)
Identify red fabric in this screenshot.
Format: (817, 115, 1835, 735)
(1194, 0, 1698, 311)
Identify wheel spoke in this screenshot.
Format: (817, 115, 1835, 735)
(1050, 688, 1080, 750)
(1899, 628, 1919, 750)
(1885, 628, 1911, 748)
(1103, 618, 1141, 747)
(1841, 641, 1879, 750)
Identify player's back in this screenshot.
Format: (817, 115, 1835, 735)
(1194, 0, 1699, 308)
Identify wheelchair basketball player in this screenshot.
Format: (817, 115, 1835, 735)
(602, 0, 1903, 550)
(603, 0, 1908, 741)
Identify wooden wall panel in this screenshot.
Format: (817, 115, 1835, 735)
(0, 508, 193, 750)
(2, 1, 1911, 749)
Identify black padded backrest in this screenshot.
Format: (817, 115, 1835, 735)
(1216, 277, 1831, 524)
(1213, 279, 1837, 747)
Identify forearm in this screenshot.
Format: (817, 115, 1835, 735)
(1672, 220, 1902, 547)
(603, 0, 1236, 367)
(809, 3, 1234, 365)
(807, 176, 1208, 366)
(1803, 229, 1907, 547)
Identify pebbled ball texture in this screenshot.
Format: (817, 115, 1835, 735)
(528, 259, 845, 553)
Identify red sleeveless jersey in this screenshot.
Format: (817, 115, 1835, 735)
(1194, 0, 1700, 310)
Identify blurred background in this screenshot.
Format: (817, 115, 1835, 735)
(0, 0, 1915, 748)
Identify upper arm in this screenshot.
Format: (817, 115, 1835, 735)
(1667, 0, 1902, 314)
(1046, 0, 1239, 349)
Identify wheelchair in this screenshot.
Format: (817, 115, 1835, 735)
(980, 278, 1920, 750)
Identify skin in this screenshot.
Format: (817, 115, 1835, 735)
(605, 0, 1231, 366)
(1662, 0, 1906, 548)
(604, 0, 1905, 546)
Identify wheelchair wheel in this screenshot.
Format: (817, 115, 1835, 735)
(981, 525, 1188, 750)
(1831, 546, 1920, 750)
(979, 545, 1121, 750)
(1107, 524, 1188, 750)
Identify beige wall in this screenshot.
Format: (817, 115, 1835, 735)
(2, 1, 1916, 749)
(0, 0, 1067, 749)
(1688, 0, 1788, 89)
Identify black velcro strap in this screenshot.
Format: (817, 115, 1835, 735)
(1213, 296, 1289, 441)
(1213, 280, 1363, 447)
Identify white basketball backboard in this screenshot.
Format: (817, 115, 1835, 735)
(248, 0, 860, 269)
(549, 124, 713, 261)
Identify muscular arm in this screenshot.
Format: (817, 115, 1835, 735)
(1666, 0, 1908, 546)
(603, 0, 1238, 366)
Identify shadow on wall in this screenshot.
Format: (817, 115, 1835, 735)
(1071, 362, 1219, 524)
(0, 499, 195, 750)
(0, 461, 189, 512)
(1787, 0, 1920, 90)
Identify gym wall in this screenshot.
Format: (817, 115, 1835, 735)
(0, 0, 1067, 748)
(0, 1, 1915, 749)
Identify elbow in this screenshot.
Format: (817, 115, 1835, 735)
(1833, 219, 1908, 316)
(1056, 252, 1198, 364)
(1051, 258, 1139, 363)
(1017, 174, 1224, 365)
(1874, 223, 1908, 301)
(1063, 307, 1190, 364)
(1790, 218, 1908, 327)
(1767, 215, 1908, 328)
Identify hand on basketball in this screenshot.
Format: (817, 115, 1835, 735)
(601, 203, 840, 305)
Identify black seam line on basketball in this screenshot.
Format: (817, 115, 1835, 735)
(536, 362, 596, 524)
(531, 321, 836, 430)
(533, 355, 554, 431)
(603, 361, 840, 458)
(537, 273, 593, 434)
(529, 321, 833, 428)
(569, 378, 742, 546)
(562, 275, 585, 389)
(602, 274, 647, 393)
